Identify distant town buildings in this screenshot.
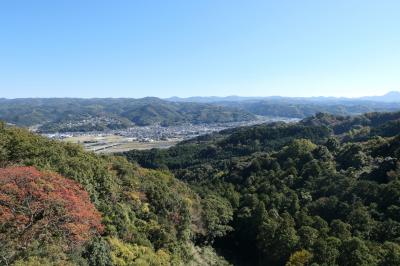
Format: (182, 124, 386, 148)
(42, 117, 299, 152)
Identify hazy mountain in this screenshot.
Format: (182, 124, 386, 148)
(166, 92, 400, 119)
(360, 91, 400, 102)
(166, 91, 400, 103)
(166, 95, 267, 103)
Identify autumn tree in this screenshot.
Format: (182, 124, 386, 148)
(0, 166, 103, 263)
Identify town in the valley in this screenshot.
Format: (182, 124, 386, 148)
(42, 117, 297, 153)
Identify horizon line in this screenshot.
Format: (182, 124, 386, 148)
(1, 90, 399, 100)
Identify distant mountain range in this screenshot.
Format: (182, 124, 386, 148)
(359, 91, 400, 102)
(166, 91, 400, 103)
(166, 91, 400, 119)
(1, 92, 400, 133)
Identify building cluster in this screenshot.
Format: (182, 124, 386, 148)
(43, 117, 298, 143)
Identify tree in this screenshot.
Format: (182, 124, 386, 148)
(347, 204, 375, 239)
(284, 139, 317, 159)
(201, 194, 233, 242)
(84, 237, 113, 266)
(257, 212, 299, 264)
(330, 219, 352, 240)
(107, 237, 171, 266)
(326, 137, 340, 152)
(312, 237, 341, 265)
(298, 226, 319, 249)
(380, 242, 400, 266)
(339, 237, 377, 266)
(0, 166, 103, 263)
(285, 250, 313, 266)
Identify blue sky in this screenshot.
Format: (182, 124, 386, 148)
(0, 0, 399, 98)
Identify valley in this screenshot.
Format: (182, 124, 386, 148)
(45, 117, 291, 153)
(2, 110, 400, 265)
(2, 2, 399, 265)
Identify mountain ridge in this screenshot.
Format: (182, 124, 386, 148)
(0, 98, 256, 132)
(166, 91, 400, 103)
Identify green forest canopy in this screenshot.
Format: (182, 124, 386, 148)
(0, 122, 230, 265)
(123, 111, 400, 265)
(1, 110, 400, 265)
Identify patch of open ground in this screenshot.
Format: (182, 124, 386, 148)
(63, 134, 180, 153)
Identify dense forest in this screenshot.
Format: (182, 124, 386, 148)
(2, 111, 400, 265)
(0, 98, 255, 132)
(0, 122, 231, 265)
(124, 111, 400, 265)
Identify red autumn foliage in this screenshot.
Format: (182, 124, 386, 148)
(0, 166, 103, 249)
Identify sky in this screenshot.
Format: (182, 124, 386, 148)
(0, 0, 399, 98)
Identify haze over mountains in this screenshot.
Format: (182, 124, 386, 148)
(166, 91, 400, 103)
(359, 91, 400, 102)
(167, 91, 400, 120)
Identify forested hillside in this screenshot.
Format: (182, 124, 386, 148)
(2, 111, 400, 265)
(167, 94, 400, 119)
(219, 100, 400, 119)
(0, 122, 231, 265)
(2, 97, 400, 134)
(0, 98, 255, 132)
(124, 111, 400, 265)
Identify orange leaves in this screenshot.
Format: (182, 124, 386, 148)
(0, 166, 103, 250)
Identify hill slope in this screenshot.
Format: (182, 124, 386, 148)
(124, 111, 400, 265)
(2, 111, 400, 265)
(167, 93, 400, 118)
(0, 98, 255, 132)
(0, 122, 231, 265)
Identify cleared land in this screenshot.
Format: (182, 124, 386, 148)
(63, 134, 180, 153)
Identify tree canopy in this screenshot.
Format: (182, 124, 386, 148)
(124, 111, 400, 265)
